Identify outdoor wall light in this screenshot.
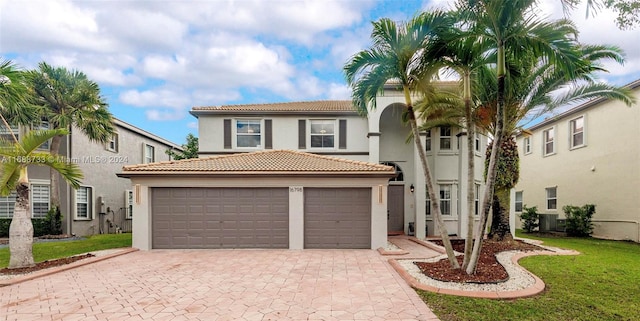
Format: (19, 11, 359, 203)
(410, 184, 415, 193)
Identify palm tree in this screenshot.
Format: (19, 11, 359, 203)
(344, 11, 460, 268)
(0, 128, 83, 268)
(0, 59, 37, 127)
(456, 0, 601, 274)
(27, 62, 115, 212)
(477, 44, 635, 241)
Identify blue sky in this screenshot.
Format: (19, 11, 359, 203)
(1, 0, 639, 145)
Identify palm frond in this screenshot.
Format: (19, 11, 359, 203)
(28, 151, 83, 189)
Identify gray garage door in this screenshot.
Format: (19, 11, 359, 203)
(152, 188, 289, 249)
(304, 188, 371, 249)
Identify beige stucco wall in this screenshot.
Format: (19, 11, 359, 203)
(129, 176, 390, 251)
(516, 88, 640, 242)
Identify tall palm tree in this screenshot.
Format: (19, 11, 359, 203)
(27, 62, 115, 212)
(0, 128, 83, 268)
(456, 0, 599, 274)
(0, 59, 37, 127)
(477, 43, 635, 241)
(344, 11, 460, 268)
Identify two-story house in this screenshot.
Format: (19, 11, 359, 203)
(119, 83, 488, 250)
(515, 79, 640, 242)
(0, 118, 180, 236)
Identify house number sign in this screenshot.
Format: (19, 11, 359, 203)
(289, 186, 303, 193)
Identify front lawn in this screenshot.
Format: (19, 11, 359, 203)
(0, 233, 132, 268)
(418, 231, 640, 321)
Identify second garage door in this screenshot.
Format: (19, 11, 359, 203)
(152, 188, 289, 249)
(304, 188, 371, 249)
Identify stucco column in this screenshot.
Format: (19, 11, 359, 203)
(368, 133, 381, 164)
(458, 132, 470, 238)
(371, 184, 388, 249)
(289, 186, 304, 249)
(132, 184, 151, 250)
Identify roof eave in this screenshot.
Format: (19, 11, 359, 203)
(117, 171, 396, 179)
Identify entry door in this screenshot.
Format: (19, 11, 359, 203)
(387, 185, 404, 233)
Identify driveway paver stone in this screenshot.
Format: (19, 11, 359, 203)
(1, 249, 440, 321)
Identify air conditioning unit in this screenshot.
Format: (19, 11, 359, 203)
(538, 214, 558, 232)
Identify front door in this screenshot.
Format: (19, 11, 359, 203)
(387, 185, 404, 233)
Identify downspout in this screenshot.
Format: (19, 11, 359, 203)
(67, 127, 73, 236)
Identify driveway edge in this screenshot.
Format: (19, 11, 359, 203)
(0, 247, 138, 287)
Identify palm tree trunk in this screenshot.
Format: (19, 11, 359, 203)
(9, 168, 35, 269)
(404, 88, 459, 268)
(462, 72, 475, 269)
(466, 44, 506, 275)
(49, 134, 63, 212)
(489, 188, 513, 241)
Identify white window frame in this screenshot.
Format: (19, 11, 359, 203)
(569, 115, 585, 149)
(126, 190, 133, 219)
(75, 186, 93, 220)
(439, 126, 452, 150)
(474, 183, 481, 215)
(440, 184, 452, 215)
(235, 119, 262, 149)
(144, 144, 155, 163)
(30, 183, 50, 219)
(543, 127, 556, 156)
(107, 133, 119, 152)
(425, 184, 431, 216)
(474, 132, 481, 153)
(425, 129, 432, 152)
(546, 187, 557, 211)
(309, 119, 336, 149)
(0, 123, 19, 142)
(523, 136, 532, 155)
(0, 191, 17, 219)
(515, 191, 523, 213)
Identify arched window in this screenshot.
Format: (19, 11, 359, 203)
(381, 162, 404, 182)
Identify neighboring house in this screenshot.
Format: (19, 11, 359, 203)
(119, 83, 488, 250)
(0, 118, 180, 236)
(515, 79, 640, 242)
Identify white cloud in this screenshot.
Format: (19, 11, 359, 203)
(146, 109, 186, 121)
(327, 83, 351, 100)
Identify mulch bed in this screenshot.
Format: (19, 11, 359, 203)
(0, 253, 95, 275)
(415, 239, 543, 283)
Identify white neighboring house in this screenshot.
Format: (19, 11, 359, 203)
(515, 79, 640, 242)
(119, 83, 489, 250)
(0, 118, 180, 236)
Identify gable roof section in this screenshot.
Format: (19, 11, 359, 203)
(525, 78, 640, 133)
(118, 149, 395, 177)
(114, 118, 182, 150)
(190, 100, 359, 117)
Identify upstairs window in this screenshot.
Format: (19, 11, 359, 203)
(236, 120, 261, 148)
(475, 184, 481, 215)
(310, 120, 335, 148)
(523, 137, 532, 155)
(144, 144, 155, 163)
(0, 123, 19, 142)
(425, 130, 431, 152)
(440, 126, 451, 150)
(33, 121, 50, 150)
(107, 133, 119, 152)
(475, 132, 481, 152)
(543, 127, 555, 156)
(570, 116, 584, 149)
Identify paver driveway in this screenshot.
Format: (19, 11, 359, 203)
(1, 249, 439, 321)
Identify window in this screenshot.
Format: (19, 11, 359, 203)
(0, 192, 16, 218)
(543, 127, 555, 156)
(546, 187, 557, 210)
(236, 120, 261, 148)
(475, 132, 481, 152)
(126, 190, 133, 219)
(523, 137, 531, 154)
(440, 184, 452, 215)
(475, 184, 480, 215)
(34, 121, 50, 150)
(0, 123, 19, 142)
(31, 184, 50, 218)
(425, 130, 431, 152)
(515, 191, 523, 212)
(425, 185, 431, 215)
(310, 120, 335, 148)
(107, 133, 119, 152)
(440, 126, 451, 150)
(570, 116, 584, 148)
(76, 186, 92, 219)
(144, 144, 155, 163)
(381, 162, 404, 182)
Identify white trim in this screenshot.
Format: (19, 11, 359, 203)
(523, 136, 532, 155)
(125, 190, 133, 219)
(106, 132, 119, 153)
(568, 115, 586, 150)
(514, 190, 523, 213)
(545, 186, 557, 211)
(542, 126, 556, 157)
(308, 119, 337, 150)
(234, 118, 263, 149)
(74, 185, 94, 220)
(143, 143, 155, 163)
(30, 183, 50, 219)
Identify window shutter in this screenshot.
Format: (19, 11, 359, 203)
(298, 119, 306, 149)
(339, 119, 347, 149)
(265, 119, 272, 149)
(223, 119, 231, 149)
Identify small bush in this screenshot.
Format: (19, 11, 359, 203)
(564, 204, 595, 237)
(520, 205, 539, 233)
(42, 207, 63, 235)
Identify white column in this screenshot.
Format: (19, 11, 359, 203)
(371, 184, 388, 249)
(368, 133, 380, 164)
(132, 184, 151, 250)
(288, 186, 304, 249)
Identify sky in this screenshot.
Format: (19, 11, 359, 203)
(1, 0, 639, 145)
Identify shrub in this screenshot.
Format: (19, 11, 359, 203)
(42, 207, 63, 235)
(564, 204, 596, 237)
(520, 205, 539, 233)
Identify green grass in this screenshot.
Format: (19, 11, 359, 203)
(417, 230, 640, 321)
(0, 233, 132, 268)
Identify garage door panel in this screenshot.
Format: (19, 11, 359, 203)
(152, 188, 289, 249)
(304, 188, 371, 249)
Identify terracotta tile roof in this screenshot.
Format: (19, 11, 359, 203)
(192, 100, 356, 112)
(119, 150, 394, 176)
